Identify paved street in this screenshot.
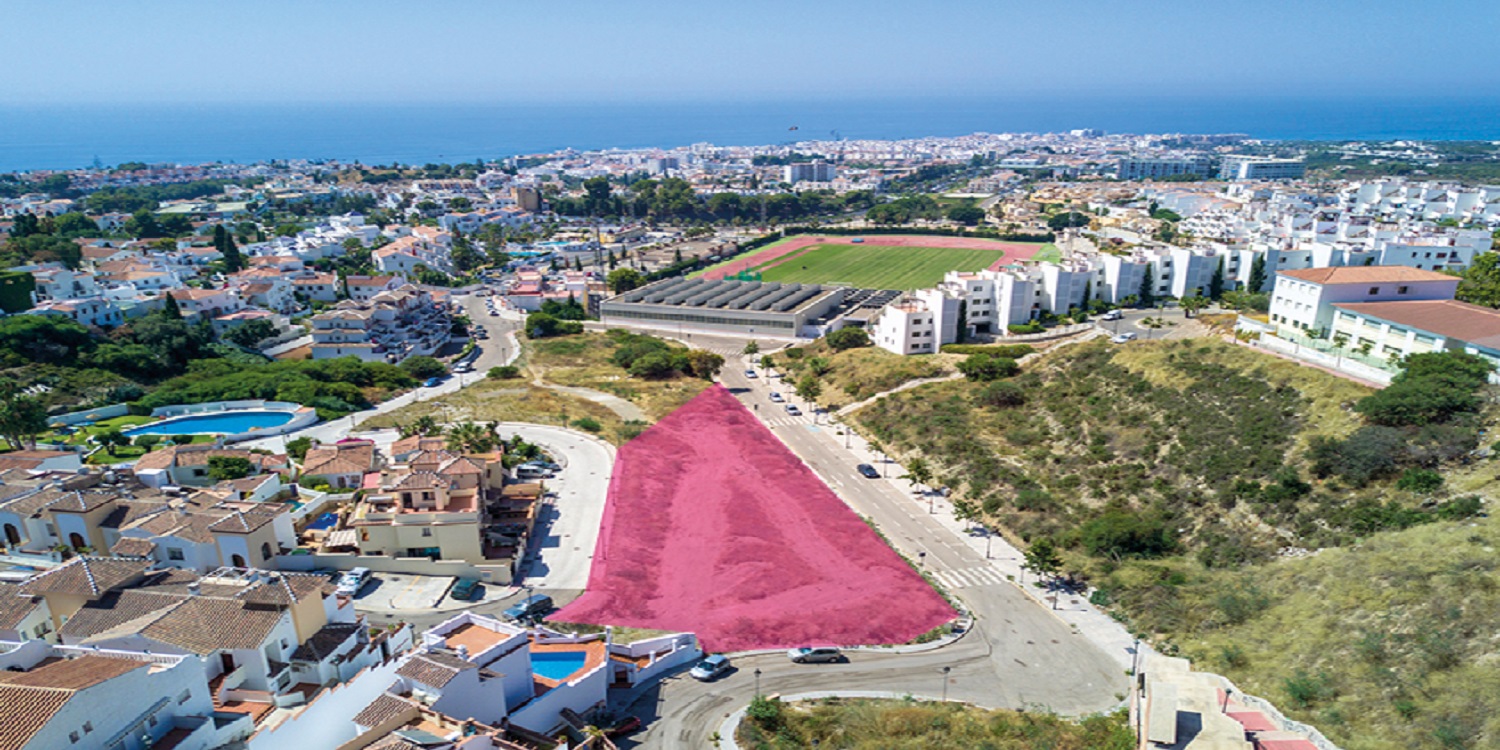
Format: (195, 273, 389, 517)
(618, 332, 1128, 749)
(498, 422, 615, 591)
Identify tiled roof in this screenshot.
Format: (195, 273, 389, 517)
(395, 650, 475, 688)
(17, 557, 150, 599)
(0, 583, 43, 631)
(0, 685, 72, 750)
(291, 622, 362, 662)
(353, 693, 418, 729)
(206, 506, 283, 535)
(1333, 299, 1500, 350)
(0, 655, 145, 690)
(44, 490, 118, 514)
(109, 537, 157, 558)
(138, 596, 285, 654)
(390, 472, 445, 491)
(1278, 265, 1459, 285)
(364, 736, 424, 750)
(58, 590, 183, 641)
(302, 443, 376, 477)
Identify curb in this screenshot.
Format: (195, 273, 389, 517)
(719, 614, 974, 661)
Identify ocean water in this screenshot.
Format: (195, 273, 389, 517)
(1, 95, 1498, 172)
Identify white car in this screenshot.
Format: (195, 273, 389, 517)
(787, 646, 843, 664)
(1101, 310, 1124, 321)
(335, 567, 371, 597)
(689, 654, 731, 681)
(1111, 332, 1138, 344)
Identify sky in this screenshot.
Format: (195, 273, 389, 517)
(3, 0, 1497, 104)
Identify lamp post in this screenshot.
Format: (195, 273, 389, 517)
(941, 666, 951, 702)
(985, 530, 993, 559)
(754, 667, 762, 697)
(918, 551, 927, 570)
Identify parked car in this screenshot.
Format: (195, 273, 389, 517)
(689, 654, 732, 681)
(605, 716, 642, 738)
(516, 463, 553, 480)
(335, 567, 371, 597)
(424, 377, 444, 387)
(503, 593, 554, 621)
(1110, 332, 1138, 344)
(787, 646, 843, 664)
(856, 464, 880, 479)
(449, 577, 480, 601)
(744, 369, 758, 379)
(1101, 309, 1124, 321)
(785, 404, 802, 416)
(769, 392, 784, 403)
(453, 363, 472, 374)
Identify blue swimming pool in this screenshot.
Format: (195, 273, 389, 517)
(306, 512, 338, 532)
(124, 410, 296, 436)
(531, 651, 588, 681)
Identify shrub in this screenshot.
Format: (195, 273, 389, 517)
(628, 351, 678, 379)
(399, 356, 448, 380)
(825, 327, 871, 351)
(487, 365, 521, 379)
(206, 456, 254, 481)
(298, 474, 331, 491)
(1079, 510, 1178, 559)
(1396, 468, 1444, 494)
(571, 417, 602, 433)
(132, 434, 162, 450)
(940, 343, 1034, 357)
(285, 436, 313, 461)
(1007, 322, 1044, 334)
(617, 420, 649, 442)
(977, 381, 1026, 408)
(746, 695, 784, 731)
(1283, 670, 1337, 709)
(957, 353, 1019, 381)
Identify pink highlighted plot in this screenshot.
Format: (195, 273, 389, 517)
(554, 386, 955, 651)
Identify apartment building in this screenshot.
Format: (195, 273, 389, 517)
(1219, 155, 1305, 181)
(1267, 265, 1460, 335)
(349, 447, 506, 564)
(309, 285, 451, 363)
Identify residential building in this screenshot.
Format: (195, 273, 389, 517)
(1115, 155, 1216, 181)
(784, 162, 836, 183)
(1267, 265, 1460, 335)
(30, 296, 125, 328)
(349, 447, 503, 564)
(133, 445, 292, 489)
(299, 439, 380, 491)
(1219, 155, 1305, 181)
(309, 285, 451, 363)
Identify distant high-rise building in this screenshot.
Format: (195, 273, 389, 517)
(783, 162, 836, 183)
(1115, 156, 1217, 181)
(1220, 155, 1305, 181)
(646, 157, 680, 174)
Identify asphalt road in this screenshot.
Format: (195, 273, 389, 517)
(620, 334, 1127, 748)
(500, 422, 615, 591)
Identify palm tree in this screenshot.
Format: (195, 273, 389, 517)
(446, 422, 495, 454)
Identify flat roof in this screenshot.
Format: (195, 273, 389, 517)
(1278, 265, 1457, 285)
(606, 278, 839, 316)
(1334, 299, 1500, 350)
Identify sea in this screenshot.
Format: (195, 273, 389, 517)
(2, 95, 1498, 173)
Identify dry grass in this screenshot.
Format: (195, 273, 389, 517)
(526, 332, 710, 420)
(779, 340, 953, 410)
(361, 383, 634, 444)
(736, 698, 1132, 750)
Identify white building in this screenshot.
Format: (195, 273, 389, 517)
(1219, 155, 1305, 181)
(1267, 265, 1460, 336)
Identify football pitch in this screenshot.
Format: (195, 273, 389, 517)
(756, 243, 1006, 289)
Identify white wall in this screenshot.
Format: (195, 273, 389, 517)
(246, 657, 407, 750)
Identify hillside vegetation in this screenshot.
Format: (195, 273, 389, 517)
(853, 337, 1498, 750)
(774, 338, 954, 410)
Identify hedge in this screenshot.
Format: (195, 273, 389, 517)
(939, 343, 1035, 357)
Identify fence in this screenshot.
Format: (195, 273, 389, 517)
(48, 403, 130, 427)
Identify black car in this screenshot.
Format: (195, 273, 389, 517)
(856, 463, 880, 478)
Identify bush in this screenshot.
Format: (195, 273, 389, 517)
(825, 327, 871, 351)
(957, 353, 1019, 381)
(1396, 468, 1444, 494)
(206, 456, 254, 481)
(399, 356, 448, 380)
(571, 417, 602, 433)
(940, 343, 1034, 357)
(132, 434, 161, 450)
(1079, 510, 1178, 559)
(285, 436, 313, 461)
(1007, 322, 1044, 335)
(627, 351, 678, 379)
(977, 381, 1026, 408)
(487, 365, 521, 380)
(298, 474, 331, 491)
(1283, 670, 1337, 709)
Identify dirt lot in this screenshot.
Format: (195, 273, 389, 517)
(553, 385, 954, 651)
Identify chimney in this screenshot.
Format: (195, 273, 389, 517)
(187, 581, 201, 596)
(455, 644, 469, 661)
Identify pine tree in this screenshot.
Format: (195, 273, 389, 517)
(1209, 257, 1225, 300)
(162, 292, 182, 319)
(1248, 254, 1267, 293)
(1138, 263, 1156, 308)
(222, 233, 243, 272)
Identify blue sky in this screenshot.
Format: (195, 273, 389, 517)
(4, 0, 1496, 103)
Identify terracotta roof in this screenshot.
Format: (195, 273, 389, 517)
(353, 693, 418, 729)
(1278, 265, 1459, 285)
(206, 506, 283, 534)
(43, 490, 117, 514)
(389, 472, 446, 491)
(364, 736, 424, 750)
(58, 590, 183, 641)
(0, 685, 72, 750)
(0, 655, 145, 690)
(138, 596, 285, 654)
(395, 650, 475, 688)
(303, 442, 376, 477)
(109, 537, 157, 557)
(17, 557, 150, 599)
(290, 622, 362, 662)
(0, 583, 43, 631)
(389, 436, 446, 458)
(1333, 299, 1500, 350)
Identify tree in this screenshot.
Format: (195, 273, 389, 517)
(900, 457, 934, 494)
(1023, 537, 1063, 583)
(224, 318, 277, 348)
(684, 350, 724, 380)
(825, 327, 871, 351)
(1138, 263, 1156, 308)
(0, 315, 94, 366)
(52, 212, 98, 237)
(1209, 257, 1226, 300)
(285, 436, 314, 461)
(125, 208, 164, 239)
(97, 429, 130, 457)
(487, 365, 521, 379)
(946, 204, 985, 226)
(957, 353, 1019, 381)
(1248, 254, 1268, 293)
(162, 292, 182, 320)
(0, 387, 46, 451)
(446, 422, 496, 453)
(627, 351, 677, 378)
(795, 374, 821, 401)
(1180, 295, 1209, 318)
(400, 415, 444, 437)
(977, 380, 1026, 408)
(400, 356, 448, 380)
(1456, 252, 1500, 308)
(606, 267, 645, 294)
(207, 456, 255, 481)
(742, 341, 760, 355)
(1047, 211, 1091, 231)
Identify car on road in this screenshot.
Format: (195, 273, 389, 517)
(335, 567, 371, 597)
(503, 593, 554, 621)
(744, 369, 757, 379)
(1101, 309, 1124, 321)
(605, 717, 642, 739)
(768, 392, 784, 403)
(424, 377, 444, 388)
(787, 646, 843, 664)
(1110, 332, 1138, 344)
(856, 464, 880, 479)
(784, 404, 802, 416)
(689, 654, 732, 681)
(449, 577, 480, 601)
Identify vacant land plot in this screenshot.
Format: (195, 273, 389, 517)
(553, 385, 955, 651)
(759, 243, 1004, 289)
(526, 332, 710, 421)
(738, 698, 1132, 750)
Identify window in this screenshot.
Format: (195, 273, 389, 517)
(70, 732, 79, 744)
(167, 547, 185, 561)
(261, 542, 273, 561)
(177, 690, 192, 704)
(421, 528, 433, 537)
(1397, 286, 1409, 294)
(1368, 287, 1380, 295)
(83, 722, 92, 734)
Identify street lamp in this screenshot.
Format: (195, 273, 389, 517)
(754, 667, 762, 697)
(918, 551, 927, 569)
(941, 666, 951, 702)
(985, 529, 993, 559)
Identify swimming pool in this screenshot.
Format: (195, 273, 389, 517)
(531, 651, 588, 681)
(124, 410, 297, 436)
(306, 512, 338, 532)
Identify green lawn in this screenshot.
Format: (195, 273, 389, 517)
(1031, 243, 1063, 263)
(757, 243, 1005, 289)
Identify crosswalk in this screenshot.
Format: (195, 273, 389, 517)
(761, 416, 814, 428)
(931, 565, 1010, 590)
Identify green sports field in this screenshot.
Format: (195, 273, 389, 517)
(756, 244, 1005, 289)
